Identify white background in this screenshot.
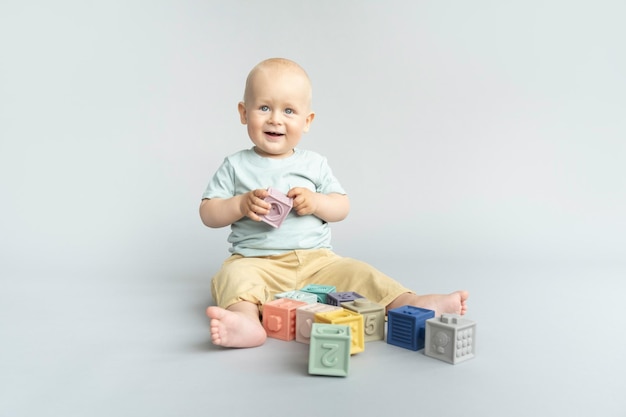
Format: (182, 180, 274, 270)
(1, 1, 625, 416)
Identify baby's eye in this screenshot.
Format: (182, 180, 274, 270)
(284, 108, 294, 115)
(260, 105, 270, 111)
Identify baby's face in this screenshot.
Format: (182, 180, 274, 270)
(239, 67, 314, 159)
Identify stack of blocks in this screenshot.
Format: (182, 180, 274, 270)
(263, 286, 385, 376)
(262, 283, 477, 376)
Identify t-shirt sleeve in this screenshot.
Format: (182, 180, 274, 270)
(202, 158, 236, 199)
(317, 157, 347, 195)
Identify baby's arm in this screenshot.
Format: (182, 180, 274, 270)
(200, 189, 272, 228)
(287, 187, 350, 223)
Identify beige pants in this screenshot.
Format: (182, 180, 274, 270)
(211, 249, 412, 311)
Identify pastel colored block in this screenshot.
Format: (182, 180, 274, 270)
(327, 291, 364, 306)
(387, 305, 435, 351)
(275, 290, 318, 304)
(262, 298, 308, 341)
(260, 187, 293, 228)
(425, 314, 476, 364)
(341, 298, 385, 342)
(300, 284, 336, 304)
(295, 303, 342, 344)
(308, 324, 351, 377)
(314, 308, 364, 354)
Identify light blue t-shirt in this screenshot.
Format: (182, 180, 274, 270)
(202, 147, 347, 257)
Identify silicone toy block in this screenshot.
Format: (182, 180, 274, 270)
(387, 305, 435, 351)
(275, 290, 318, 304)
(327, 291, 364, 307)
(341, 298, 385, 342)
(260, 187, 293, 228)
(300, 284, 336, 304)
(314, 308, 364, 354)
(425, 314, 476, 364)
(295, 303, 342, 344)
(262, 298, 308, 341)
(308, 324, 351, 377)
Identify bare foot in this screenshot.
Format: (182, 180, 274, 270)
(388, 290, 469, 317)
(206, 306, 267, 348)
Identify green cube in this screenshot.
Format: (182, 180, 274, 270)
(308, 324, 351, 377)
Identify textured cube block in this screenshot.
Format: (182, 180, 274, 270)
(341, 298, 385, 342)
(296, 303, 342, 344)
(275, 290, 318, 304)
(315, 308, 364, 354)
(387, 305, 435, 351)
(425, 314, 476, 364)
(327, 291, 364, 306)
(300, 284, 336, 304)
(308, 324, 351, 377)
(260, 187, 292, 228)
(262, 298, 308, 341)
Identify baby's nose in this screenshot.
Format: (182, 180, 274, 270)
(268, 111, 282, 124)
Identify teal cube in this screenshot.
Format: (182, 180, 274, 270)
(300, 284, 336, 304)
(308, 324, 351, 377)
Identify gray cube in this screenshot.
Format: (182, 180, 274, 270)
(425, 314, 476, 364)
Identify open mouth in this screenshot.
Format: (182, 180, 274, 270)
(265, 131, 284, 137)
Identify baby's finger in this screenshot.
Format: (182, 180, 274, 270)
(255, 203, 269, 214)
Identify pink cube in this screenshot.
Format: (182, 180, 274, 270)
(295, 303, 342, 344)
(261, 187, 293, 228)
(262, 298, 307, 341)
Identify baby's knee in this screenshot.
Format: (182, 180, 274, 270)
(337, 258, 383, 277)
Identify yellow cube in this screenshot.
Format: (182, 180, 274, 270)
(314, 308, 364, 354)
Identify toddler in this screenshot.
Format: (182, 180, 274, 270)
(201, 58, 468, 348)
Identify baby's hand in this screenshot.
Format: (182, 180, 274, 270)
(288, 187, 318, 216)
(240, 189, 271, 221)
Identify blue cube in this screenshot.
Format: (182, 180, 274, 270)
(387, 305, 435, 351)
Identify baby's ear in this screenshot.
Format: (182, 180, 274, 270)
(238, 102, 248, 124)
(303, 111, 315, 132)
